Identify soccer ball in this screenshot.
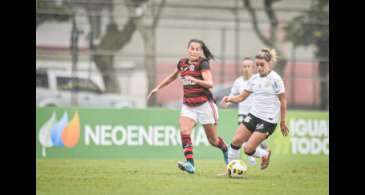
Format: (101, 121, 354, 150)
(227, 160, 248, 178)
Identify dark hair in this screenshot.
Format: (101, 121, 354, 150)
(188, 39, 215, 61)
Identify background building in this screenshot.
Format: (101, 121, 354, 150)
(36, 0, 328, 110)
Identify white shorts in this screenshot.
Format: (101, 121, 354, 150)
(181, 101, 219, 125)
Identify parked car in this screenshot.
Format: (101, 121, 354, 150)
(36, 69, 144, 108)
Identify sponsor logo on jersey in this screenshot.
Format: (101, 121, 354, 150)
(256, 123, 264, 130)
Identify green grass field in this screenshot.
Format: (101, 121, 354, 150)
(36, 155, 328, 195)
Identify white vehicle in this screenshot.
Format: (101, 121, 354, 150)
(36, 68, 143, 108)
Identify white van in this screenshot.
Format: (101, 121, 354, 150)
(36, 68, 144, 108)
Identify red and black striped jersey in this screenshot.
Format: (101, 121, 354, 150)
(177, 57, 214, 106)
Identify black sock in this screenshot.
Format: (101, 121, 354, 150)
(230, 143, 241, 150)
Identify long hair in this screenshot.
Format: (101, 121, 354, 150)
(255, 48, 278, 63)
(188, 39, 215, 61)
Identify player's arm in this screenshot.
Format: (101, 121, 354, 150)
(221, 80, 239, 108)
(184, 69, 213, 89)
(147, 70, 179, 101)
(222, 90, 251, 105)
(278, 93, 289, 136)
(228, 90, 251, 103)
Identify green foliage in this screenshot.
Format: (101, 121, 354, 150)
(284, 0, 328, 53)
(36, 0, 72, 28)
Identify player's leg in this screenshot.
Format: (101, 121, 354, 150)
(237, 114, 256, 166)
(227, 113, 257, 163)
(243, 140, 268, 166)
(243, 131, 271, 169)
(202, 123, 228, 164)
(243, 132, 269, 157)
(242, 141, 257, 166)
(242, 140, 269, 166)
(245, 118, 277, 169)
(179, 116, 196, 163)
(200, 101, 229, 164)
(228, 123, 252, 163)
(177, 105, 198, 174)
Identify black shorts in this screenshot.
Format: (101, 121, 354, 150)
(237, 114, 248, 125)
(241, 113, 277, 137)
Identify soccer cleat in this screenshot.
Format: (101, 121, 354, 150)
(222, 150, 229, 165)
(260, 142, 268, 150)
(177, 161, 195, 174)
(260, 150, 271, 170)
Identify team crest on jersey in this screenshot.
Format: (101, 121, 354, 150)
(181, 66, 189, 71)
(189, 65, 195, 71)
(265, 80, 271, 88)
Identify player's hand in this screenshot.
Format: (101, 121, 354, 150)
(280, 121, 289, 136)
(147, 88, 158, 101)
(220, 96, 231, 108)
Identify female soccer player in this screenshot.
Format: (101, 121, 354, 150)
(147, 39, 229, 174)
(222, 57, 269, 166)
(221, 49, 289, 170)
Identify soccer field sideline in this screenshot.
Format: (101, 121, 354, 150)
(36, 108, 329, 194)
(36, 155, 328, 195)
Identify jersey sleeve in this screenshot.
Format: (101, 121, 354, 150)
(176, 60, 181, 71)
(273, 76, 285, 94)
(229, 79, 240, 96)
(245, 77, 254, 92)
(200, 60, 210, 70)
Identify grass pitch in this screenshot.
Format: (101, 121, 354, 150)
(36, 155, 328, 195)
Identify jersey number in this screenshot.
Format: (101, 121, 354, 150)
(244, 116, 252, 123)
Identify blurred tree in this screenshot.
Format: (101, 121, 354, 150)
(125, 0, 166, 106)
(284, 0, 329, 110)
(37, 0, 166, 102)
(243, 0, 288, 76)
(36, 0, 71, 29)
(71, 0, 137, 94)
(37, 0, 138, 94)
(77, 0, 166, 100)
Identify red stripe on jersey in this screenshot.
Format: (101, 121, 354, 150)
(184, 96, 209, 106)
(184, 88, 206, 94)
(184, 147, 193, 152)
(180, 71, 202, 77)
(178, 57, 212, 106)
(185, 154, 193, 159)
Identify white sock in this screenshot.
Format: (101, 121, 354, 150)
(252, 146, 268, 158)
(248, 156, 257, 166)
(228, 146, 240, 163)
(242, 142, 268, 158)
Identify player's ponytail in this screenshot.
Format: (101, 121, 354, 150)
(201, 42, 214, 61)
(188, 39, 215, 61)
(256, 48, 278, 63)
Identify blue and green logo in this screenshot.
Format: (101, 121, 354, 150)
(38, 111, 80, 157)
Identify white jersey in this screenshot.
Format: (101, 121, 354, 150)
(245, 71, 285, 123)
(229, 76, 253, 115)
